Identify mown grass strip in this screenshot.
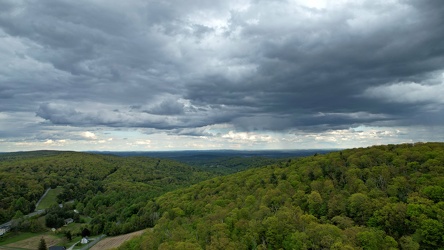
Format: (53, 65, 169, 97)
(36, 187, 63, 210)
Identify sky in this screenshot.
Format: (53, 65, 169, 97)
(1, 0, 444, 152)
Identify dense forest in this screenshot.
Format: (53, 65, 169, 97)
(2, 143, 444, 249)
(118, 143, 444, 249)
(0, 151, 218, 235)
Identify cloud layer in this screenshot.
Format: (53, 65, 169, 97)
(1, 0, 444, 151)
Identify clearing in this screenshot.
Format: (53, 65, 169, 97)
(90, 229, 146, 250)
(36, 187, 63, 210)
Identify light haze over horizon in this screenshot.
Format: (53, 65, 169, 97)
(1, 0, 444, 152)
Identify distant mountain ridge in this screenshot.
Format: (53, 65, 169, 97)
(90, 149, 337, 159)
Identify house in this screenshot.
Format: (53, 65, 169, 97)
(81, 237, 89, 244)
(49, 246, 66, 250)
(64, 218, 74, 225)
(0, 226, 10, 236)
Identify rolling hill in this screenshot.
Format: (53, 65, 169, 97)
(0, 151, 216, 235)
(118, 143, 444, 249)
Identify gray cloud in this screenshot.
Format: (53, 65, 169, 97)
(1, 0, 444, 148)
(144, 98, 185, 115)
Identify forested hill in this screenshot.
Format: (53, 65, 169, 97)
(0, 151, 216, 234)
(119, 142, 444, 250)
(95, 149, 336, 175)
(0, 150, 68, 161)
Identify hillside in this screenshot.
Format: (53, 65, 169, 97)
(0, 151, 216, 235)
(119, 143, 444, 249)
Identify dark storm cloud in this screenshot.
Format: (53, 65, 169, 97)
(1, 0, 444, 139)
(35, 102, 237, 130)
(184, 0, 444, 131)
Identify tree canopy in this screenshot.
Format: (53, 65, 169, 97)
(0, 151, 217, 235)
(119, 142, 444, 249)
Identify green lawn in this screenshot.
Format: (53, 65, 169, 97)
(63, 221, 88, 235)
(60, 235, 82, 249)
(0, 229, 86, 248)
(0, 232, 40, 246)
(36, 187, 63, 210)
(71, 234, 102, 250)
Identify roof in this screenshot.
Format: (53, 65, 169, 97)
(49, 246, 66, 250)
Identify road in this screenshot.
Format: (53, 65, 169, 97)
(0, 221, 11, 229)
(0, 189, 49, 234)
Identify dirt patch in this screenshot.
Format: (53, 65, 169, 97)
(90, 229, 146, 250)
(5, 234, 62, 250)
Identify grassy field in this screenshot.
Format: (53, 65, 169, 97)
(66, 236, 82, 250)
(0, 234, 62, 250)
(89, 230, 146, 250)
(0, 231, 84, 250)
(0, 232, 40, 246)
(0, 218, 90, 249)
(36, 187, 63, 210)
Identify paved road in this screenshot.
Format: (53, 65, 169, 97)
(0, 189, 49, 234)
(0, 221, 12, 229)
(0, 221, 12, 236)
(25, 209, 45, 218)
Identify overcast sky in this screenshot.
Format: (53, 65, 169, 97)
(1, 0, 444, 151)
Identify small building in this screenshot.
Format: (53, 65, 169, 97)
(81, 237, 89, 244)
(49, 246, 66, 250)
(64, 218, 74, 225)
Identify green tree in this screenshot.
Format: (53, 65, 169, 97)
(347, 193, 373, 225)
(14, 197, 31, 215)
(368, 202, 410, 238)
(421, 186, 444, 203)
(38, 237, 47, 250)
(306, 223, 344, 249)
(82, 227, 91, 237)
(399, 236, 419, 250)
(13, 210, 24, 219)
(65, 230, 72, 241)
(307, 191, 325, 216)
(356, 229, 397, 250)
(417, 219, 444, 249)
(282, 231, 310, 250)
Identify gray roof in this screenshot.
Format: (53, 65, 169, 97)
(49, 246, 66, 250)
